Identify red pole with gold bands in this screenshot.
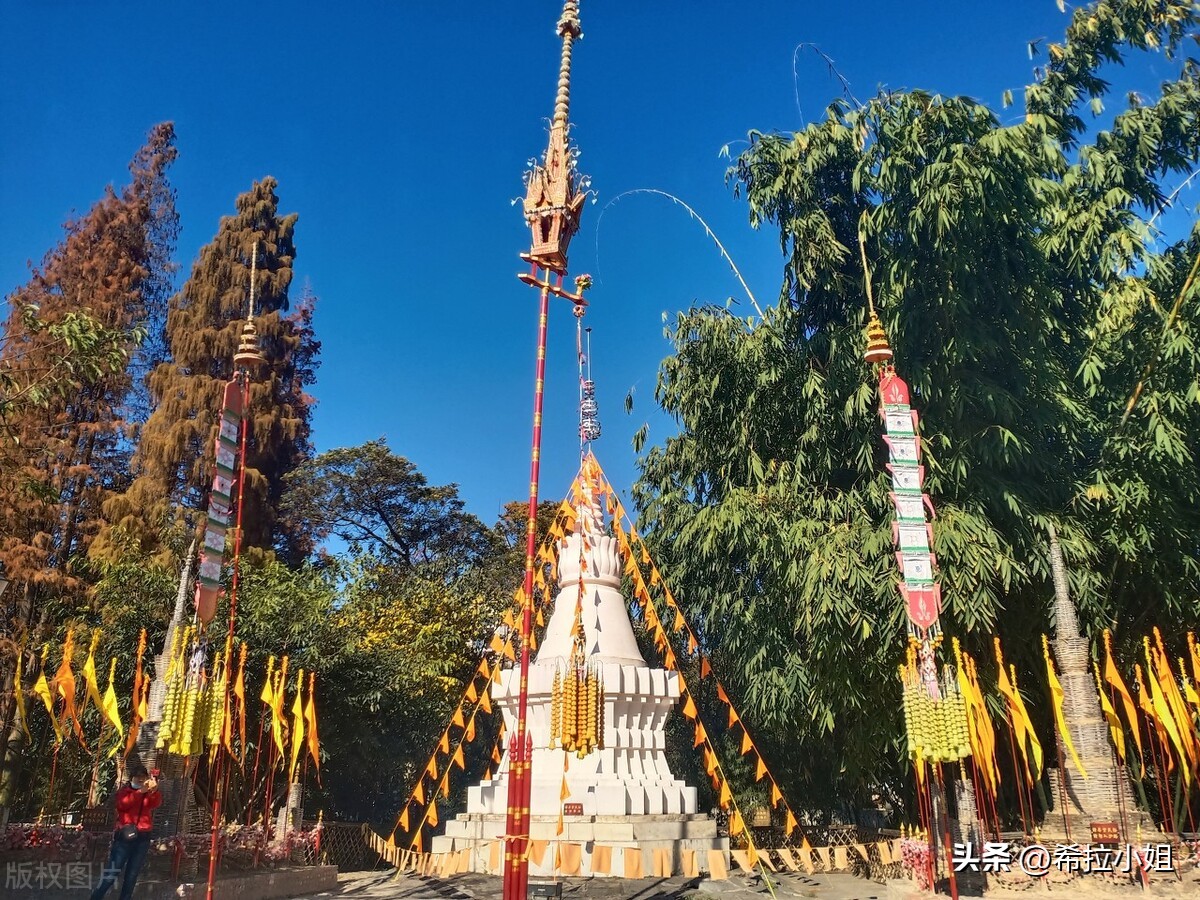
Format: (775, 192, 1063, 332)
(503, 2, 589, 899)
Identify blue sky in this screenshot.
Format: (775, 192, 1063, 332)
(1, 1, 1186, 526)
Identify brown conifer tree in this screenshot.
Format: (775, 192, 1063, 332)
(0, 122, 178, 598)
(0, 124, 178, 818)
(96, 178, 318, 565)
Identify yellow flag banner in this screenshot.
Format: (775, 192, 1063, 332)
(271, 657, 289, 759)
(82, 631, 104, 716)
(234, 643, 248, 762)
(260, 655, 276, 707)
(289, 669, 306, 782)
(35, 648, 64, 748)
(1009, 666, 1044, 781)
(1150, 631, 1198, 771)
(1043, 637, 1087, 779)
(125, 629, 148, 757)
(994, 638, 1031, 783)
(1103, 630, 1143, 774)
(300, 670, 320, 776)
(1143, 640, 1190, 785)
(1134, 664, 1171, 774)
(101, 658, 124, 752)
(1093, 662, 1126, 763)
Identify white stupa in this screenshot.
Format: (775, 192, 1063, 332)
(433, 475, 725, 876)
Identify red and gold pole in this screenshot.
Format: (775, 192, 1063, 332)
(206, 257, 266, 900)
(505, 265, 587, 900)
(505, 4, 588, 896)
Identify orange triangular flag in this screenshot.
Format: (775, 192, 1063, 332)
(681, 694, 698, 719)
(426, 758, 438, 779)
(728, 706, 740, 727)
(729, 810, 744, 837)
(465, 717, 476, 742)
(466, 682, 479, 703)
(693, 722, 706, 748)
(717, 684, 730, 705)
(755, 756, 768, 782)
(740, 730, 752, 755)
(718, 781, 732, 807)
(452, 707, 466, 728)
(439, 731, 450, 754)
(399, 808, 410, 832)
(785, 809, 798, 834)
(700, 657, 712, 679)
(480, 691, 492, 714)
(491, 744, 502, 763)
(427, 804, 439, 827)
(770, 782, 783, 806)
(453, 746, 466, 770)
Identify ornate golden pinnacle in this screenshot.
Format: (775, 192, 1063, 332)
(522, 0, 587, 275)
(233, 318, 265, 370)
(863, 311, 893, 365)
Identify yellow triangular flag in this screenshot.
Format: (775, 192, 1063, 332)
(101, 658, 124, 751)
(289, 669, 306, 782)
(81, 631, 104, 715)
(1043, 637, 1086, 779)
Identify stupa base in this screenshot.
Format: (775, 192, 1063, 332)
(431, 812, 728, 878)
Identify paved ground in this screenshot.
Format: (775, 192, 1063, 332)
(316, 870, 895, 900)
(291, 864, 1200, 900)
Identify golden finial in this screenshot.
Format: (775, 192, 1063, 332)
(858, 217, 893, 365)
(864, 311, 893, 365)
(553, 0, 583, 128)
(234, 241, 265, 371)
(522, 0, 588, 274)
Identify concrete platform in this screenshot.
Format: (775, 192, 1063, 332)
(431, 812, 728, 877)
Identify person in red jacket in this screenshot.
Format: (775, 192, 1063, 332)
(90, 762, 162, 900)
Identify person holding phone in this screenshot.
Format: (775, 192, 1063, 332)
(90, 762, 162, 900)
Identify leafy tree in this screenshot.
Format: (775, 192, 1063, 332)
(95, 177, 319, 566)
(281, 440, 492, 576)
(632, 0, 1200, 818)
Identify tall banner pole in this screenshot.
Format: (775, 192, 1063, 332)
(503, 5, 590, 898)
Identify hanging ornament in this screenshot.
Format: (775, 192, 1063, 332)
(580, 380, 601, 443)
(864, 299, 970, 770)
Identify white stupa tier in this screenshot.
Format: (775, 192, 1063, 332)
(433, 486, 725, 876)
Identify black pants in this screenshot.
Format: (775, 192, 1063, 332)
(90, 831, 152, 900)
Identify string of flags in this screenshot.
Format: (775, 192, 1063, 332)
(365, 831, 911, 879)
(596, 461, 811, 857)
(385, 477, 590, 851)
